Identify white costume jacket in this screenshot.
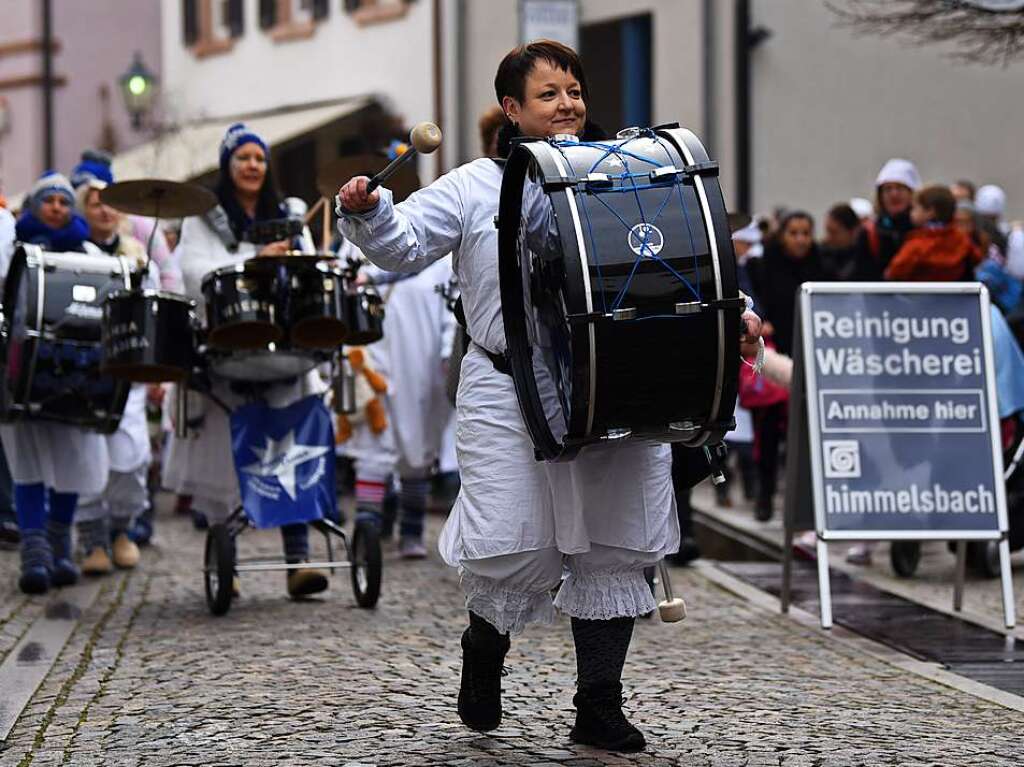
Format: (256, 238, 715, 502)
(166, 214, 324, 519)
(338, 159, 678, 564)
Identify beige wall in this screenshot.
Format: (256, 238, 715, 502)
(0, 0, 161, 199)
(749, 0, 1024, 225)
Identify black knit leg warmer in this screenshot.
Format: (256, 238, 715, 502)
(457, 611, 510, 732)
(569, 616, 645, 752)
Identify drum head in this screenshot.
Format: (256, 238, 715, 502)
(292, 317, 348, 349)
(207, 322, 283, 350)
(209, 351, 318, 383)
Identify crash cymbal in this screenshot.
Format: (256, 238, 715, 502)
(100, 179, 217, 218)
(317, 153, 419, 203)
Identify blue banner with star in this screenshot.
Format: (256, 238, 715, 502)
(229, 396, 337, 529)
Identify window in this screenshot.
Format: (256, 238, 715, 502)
(183, 0, 237, 57)
(224, 0, 244, 38)
(183, 0, 199, 45)
(579, 14, 652, 134)
(262, 0, 331, 42)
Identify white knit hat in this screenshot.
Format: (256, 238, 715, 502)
(975, 184, 1007, 217)
(875, 158, 922, 192)
(849, 197, 874, 220)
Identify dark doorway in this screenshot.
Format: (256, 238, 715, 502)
(579, 13, 653, 136)
(274, 138, 318, 206)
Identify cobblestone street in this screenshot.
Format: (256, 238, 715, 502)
(1, 501, 1023, 767)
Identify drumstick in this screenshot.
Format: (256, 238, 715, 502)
(366, 122, 442, 194)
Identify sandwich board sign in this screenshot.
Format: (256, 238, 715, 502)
(781, 283, 1015, 629)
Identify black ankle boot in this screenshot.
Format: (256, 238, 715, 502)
(571, 682, 646, 752)
(457, 612, 510, 732)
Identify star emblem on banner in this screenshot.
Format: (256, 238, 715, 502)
(241, 430, 331, 500)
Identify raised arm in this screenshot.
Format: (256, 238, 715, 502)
(336, 170, 464, 273)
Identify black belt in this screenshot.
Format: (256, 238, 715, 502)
(473, 341, 511, 376)
(454, 296, 511, 376)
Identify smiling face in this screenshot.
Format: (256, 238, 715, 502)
(229, 142, 267, 199)
(37, 193, 71, 229)
(502, 59, 586, 139)
(83, 188, 120, 241)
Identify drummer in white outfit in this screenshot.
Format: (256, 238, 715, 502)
(338, 41, 763, 752)
(73, 179, 156, 574)
(168, 123, 329, 599)
(347, 257, 455, 557)
(0, 172, 110, 594)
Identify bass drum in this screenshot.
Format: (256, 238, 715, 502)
(0, 244, 131, 432)
(497, 125, 741, 461)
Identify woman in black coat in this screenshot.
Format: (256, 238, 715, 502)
(746, 211, 827, 521)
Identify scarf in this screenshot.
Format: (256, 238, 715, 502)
(15, 212, 90, 252)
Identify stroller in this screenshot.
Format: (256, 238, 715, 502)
(197, 391, 382, 616)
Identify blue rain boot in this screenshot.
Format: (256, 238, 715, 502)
(48, 517, 79, 587)
(18, 530, 52, 595)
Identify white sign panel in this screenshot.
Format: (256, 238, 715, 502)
(520, 0, 579, 50)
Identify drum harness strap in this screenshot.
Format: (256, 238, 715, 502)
(451, 295, 511, 376)
(202, 206, 240, 252)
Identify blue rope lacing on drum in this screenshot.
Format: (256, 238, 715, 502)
(554, 136, 705, 316)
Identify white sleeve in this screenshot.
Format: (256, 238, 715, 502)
(177, 217, 220, 303)
(1006, 226, 1024, 280)
(0, 209, 15, 280)
(336, 169, 465, 273)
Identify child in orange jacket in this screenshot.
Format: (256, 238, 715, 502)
(885, 184, 981, 282)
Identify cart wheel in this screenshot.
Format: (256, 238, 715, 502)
(205, 524, 235, 616)
(350, 521, 381, 608)
(890, 541, 921, 578)
(968, 541, 1001, 579)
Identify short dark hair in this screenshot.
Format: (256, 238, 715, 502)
(916, 184, 956, 224)
(494, 39, 590, 106)
(954, 179, 977, 199)
(827, 203, 860, 232)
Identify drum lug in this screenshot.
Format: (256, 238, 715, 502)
(675, 301, 702, 316)
(669, 420, 701, 434)
(584, 173, 614, 190)
(493, 216, 500, 229)
(603, 428, 632, 441)
(682, 161, 720, 182)
(612, 307, 636, 321)
(650, 166, 681, 184)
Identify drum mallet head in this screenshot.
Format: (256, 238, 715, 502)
(657, 560, 687, 623)
(366, 122, 442, 193)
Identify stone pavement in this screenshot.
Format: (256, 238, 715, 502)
(691, 481, 1024, 638)
(1, 499, 1024, 767)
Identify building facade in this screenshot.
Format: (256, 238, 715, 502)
(0, 0, 162, 201)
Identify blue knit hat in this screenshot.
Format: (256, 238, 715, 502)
(70, 149, 114, 188)
(29, 171, 75, 214)
(219, 123, 268, 173)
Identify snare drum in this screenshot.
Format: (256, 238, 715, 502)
(201, 258, 348, 382)
(498, 126, 741, 460)
(101, 290, 196, 383)
(343, 286, 384, 346)
(0, 244, 131, 432)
